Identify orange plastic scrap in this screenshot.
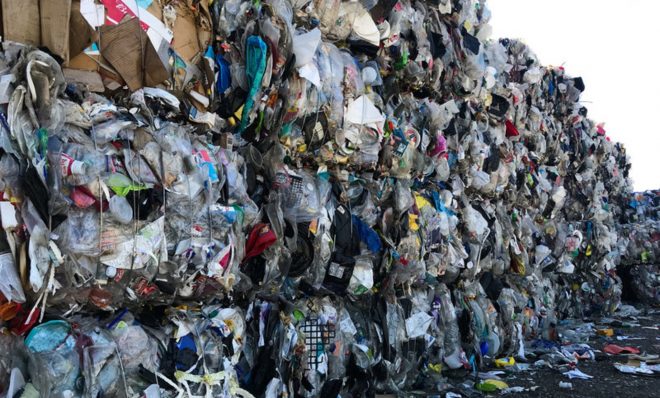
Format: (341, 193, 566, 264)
(603, 344, 640, 355)
(596, 328, 614, 337)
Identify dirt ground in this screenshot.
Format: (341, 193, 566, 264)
(489, 307, 660, 398)
(397, 306, 660, 398)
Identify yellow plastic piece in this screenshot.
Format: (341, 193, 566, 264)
(408, 213, 420, 231)
(596, 328, 614, 337)
(494, 356, 515, 368)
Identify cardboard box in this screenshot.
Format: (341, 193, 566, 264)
(2, 0, 41, 46)
(63, 68, 105, 92)
(40, 0, 72, 61)
(65, 53, 101, 72)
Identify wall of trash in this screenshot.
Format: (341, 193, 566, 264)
(0, 0, 643, 397)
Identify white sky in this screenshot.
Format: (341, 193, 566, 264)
(487, 0, 660, 191)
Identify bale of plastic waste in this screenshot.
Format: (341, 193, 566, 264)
(0, 0, 645, 396)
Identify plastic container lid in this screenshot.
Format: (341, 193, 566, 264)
(25, 320, 71, 353)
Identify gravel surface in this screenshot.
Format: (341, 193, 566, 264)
(493, 308, 660, 398)
(380, 306, 660, 397)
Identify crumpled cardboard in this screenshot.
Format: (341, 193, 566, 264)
(169, 0, 212, 64)
(99, 17, 168, 91)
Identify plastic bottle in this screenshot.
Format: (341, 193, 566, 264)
(59, 153, 88, 177)
(109, 195, 133, 225)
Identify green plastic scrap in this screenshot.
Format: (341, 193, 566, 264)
(107, 173, 147, 196)
(476, 379, 509, 392)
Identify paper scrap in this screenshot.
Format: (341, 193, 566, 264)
(102, 0, 173, 46)
(81, 0, 105, 27)
(345, 95, 386, 125)
(405, 312, 434, 339)
(293, 28, 321, 67)
(298, 64, 321, 88)
(562, 369, 593, 380)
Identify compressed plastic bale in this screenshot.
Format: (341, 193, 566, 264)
(0, 0, 647, 396)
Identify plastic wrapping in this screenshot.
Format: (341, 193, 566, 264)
(0, 0, 650, 397)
